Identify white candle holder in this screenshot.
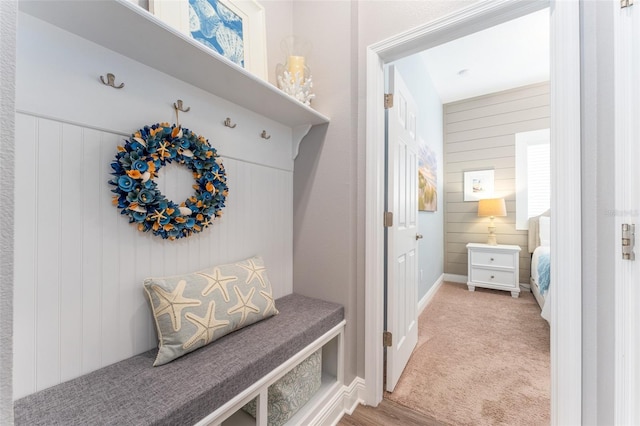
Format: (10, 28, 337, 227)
(276, 36, 315, 106)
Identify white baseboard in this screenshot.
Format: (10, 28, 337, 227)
(443, 273, 467, 284)
(520, 282, 531, 291)
(418, 274, 444, 315)
(312, 376, 365, 426)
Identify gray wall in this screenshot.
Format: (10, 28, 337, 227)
(287, 0, 472, 383)
(443, 82, 550, 284)
(392, 55, 444, 300)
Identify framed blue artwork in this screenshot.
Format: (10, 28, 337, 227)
(189, 0, 245, 68)
(150, 0, 267, 80)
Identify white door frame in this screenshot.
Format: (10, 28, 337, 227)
(364, 1, 582, 425)
(614, 1, 639, 424)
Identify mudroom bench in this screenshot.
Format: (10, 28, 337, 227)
(14, 294, 345, 426)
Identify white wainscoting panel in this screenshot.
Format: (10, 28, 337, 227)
(13, 114, 293, 398)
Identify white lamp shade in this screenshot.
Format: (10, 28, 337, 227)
(478, 198, 507, 217)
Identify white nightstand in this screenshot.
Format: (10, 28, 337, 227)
(466, 243, 521, 298)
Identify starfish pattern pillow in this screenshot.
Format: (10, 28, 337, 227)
(143, 256, 279, 366)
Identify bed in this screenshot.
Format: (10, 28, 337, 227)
(528, 211, 551, 322)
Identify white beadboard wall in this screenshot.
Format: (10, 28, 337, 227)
(14, 13, 294, 398)
(443, 82, 550, 284)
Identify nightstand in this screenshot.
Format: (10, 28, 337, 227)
(466, 243, 521, 298)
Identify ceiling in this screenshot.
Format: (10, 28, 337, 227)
(419, 8, 550, 104)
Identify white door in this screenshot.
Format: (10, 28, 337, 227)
(385, 65, 419, 392)
(614, 2, 640, 424)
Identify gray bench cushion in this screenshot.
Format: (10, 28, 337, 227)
(14, 294, 344, 426)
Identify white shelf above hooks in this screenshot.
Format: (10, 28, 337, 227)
(19, 0, 330, 130)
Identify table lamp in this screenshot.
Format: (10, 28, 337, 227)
(478, 198, 507, 245)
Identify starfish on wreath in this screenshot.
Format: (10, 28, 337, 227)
(149, 209, 167, 223)
(157, 140, 171, 158)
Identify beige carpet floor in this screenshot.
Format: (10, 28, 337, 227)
(386, 282, 550, 426)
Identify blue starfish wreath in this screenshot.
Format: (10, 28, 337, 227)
(109, 123, 228, 240)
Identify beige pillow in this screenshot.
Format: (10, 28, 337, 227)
(144, 256, 279, 366)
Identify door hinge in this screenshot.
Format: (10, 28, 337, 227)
(383, 331, 393, 347)
(384, 93, 394, 109)
(384, 211, 393, 227)
(621, 0, 634, 8)
(622, 224, 635, 260)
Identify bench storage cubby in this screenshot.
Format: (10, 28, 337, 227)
(14, 294, 345, 426)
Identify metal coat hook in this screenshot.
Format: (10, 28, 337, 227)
(224, 117, 237, 128)
(100, 73, 124, 89)
(261, 130, 271, 140)
(173, 100, 190, 125)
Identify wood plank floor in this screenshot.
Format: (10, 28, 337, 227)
(338, 398, 446, 426)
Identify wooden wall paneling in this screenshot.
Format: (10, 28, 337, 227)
(445, 157, 515, 173)
(99, 131, 122, 368)
(444, 83, 550, 115)
(445, 118, 550, 144)
(81, 127, 106, 375)
(445, 135, 514, 154)
(118, 184, 138, 360)
(59, 123, 84, 383)
(35, 118, 62, 392)
(445, 93, 550, 124)
(446, 146, 515, 164)
(445, 106, 550, 133)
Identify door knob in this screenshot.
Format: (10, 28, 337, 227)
(415, 234, 423, 240)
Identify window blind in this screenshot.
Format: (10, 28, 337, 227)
(527, 142, 550, 218)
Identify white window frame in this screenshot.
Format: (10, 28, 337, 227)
(515, 128, 550, 230)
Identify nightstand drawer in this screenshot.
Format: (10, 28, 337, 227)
(470, 251, 515, 268)
(469, 268, 516, 288)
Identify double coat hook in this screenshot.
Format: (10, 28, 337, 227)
(173, 100, 191, 126)
(224, 117, 237, 128)
(100, 73, 124, 89)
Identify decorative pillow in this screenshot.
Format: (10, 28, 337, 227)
(143, 256, 279, 366)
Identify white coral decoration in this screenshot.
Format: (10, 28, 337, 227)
(277, 70, 316, 106)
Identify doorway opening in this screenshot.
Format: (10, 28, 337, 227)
(382, 8, 551, 416)
(365, 2, 582, 424)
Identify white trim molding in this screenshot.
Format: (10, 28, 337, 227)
(418, 274, 444, 315)
(443, 273, 467, 284)
(311, 377, 365, 426)
(364, 45, 386, 407)
(613, 1, 640, 424)
(550, 1, 581, 424)
(364, 2, 582, 425)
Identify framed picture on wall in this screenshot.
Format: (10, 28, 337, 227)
(463, 169, 495, 201)
(418, 139, 437, 212)
(150, 0, 268, 80)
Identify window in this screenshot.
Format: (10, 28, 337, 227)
(515, 129, 550, 230)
